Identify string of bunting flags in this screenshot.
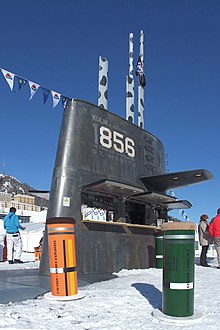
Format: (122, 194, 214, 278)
(0, 68, 70, 108)
(179, 209, 191, 222)
(169, 190, 191, 222)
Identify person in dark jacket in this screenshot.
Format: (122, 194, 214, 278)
(3, 207, 26, 264)
(209, 208, 220, 269)
(198, 214, 213, 267)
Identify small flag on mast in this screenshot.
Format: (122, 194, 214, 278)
(135, 55, 146, 88)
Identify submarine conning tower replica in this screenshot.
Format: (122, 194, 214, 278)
(40, 31, 213, 275)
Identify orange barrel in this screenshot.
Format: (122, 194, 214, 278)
(34, 246, 42, 261)
(47, 217, 78, 297)
(3, 236, 7, 261)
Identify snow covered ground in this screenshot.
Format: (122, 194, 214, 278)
(0, 220, 218, 329)
(0, 253, 219, 330)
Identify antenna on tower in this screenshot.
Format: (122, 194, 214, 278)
(137, 30, 145, 129)
(126, 33, 135, 123)
(126, 31, 146, 127)
(98, 56, 109, 110)
(2, 161, 6, 175)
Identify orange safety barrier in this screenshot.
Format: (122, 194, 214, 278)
(34, 246, 42, 261)
(3, 236, 7, 261)
(47, 217, 78, 297)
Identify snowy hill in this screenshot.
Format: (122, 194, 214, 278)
(0, 173, 48, 208)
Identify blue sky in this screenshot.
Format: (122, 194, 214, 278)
(0, 0, 219, 223)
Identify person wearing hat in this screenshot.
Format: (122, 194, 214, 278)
(198, 214, 212, 267)
(209, 208, 220, 269)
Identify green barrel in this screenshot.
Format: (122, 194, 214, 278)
(155, 231, 163, 269)
(162, 222, 196, 317)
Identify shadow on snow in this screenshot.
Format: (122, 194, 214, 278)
(131, 282, 162, 310)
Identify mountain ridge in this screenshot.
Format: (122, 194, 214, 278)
(0, 174, 48, 208)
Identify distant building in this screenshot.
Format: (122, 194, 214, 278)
(14, 194, 35, 205)
(0, 192, 12, 202)
(0, 193, 41, 212)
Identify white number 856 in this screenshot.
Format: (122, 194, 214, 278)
(100, 126, 135, 158)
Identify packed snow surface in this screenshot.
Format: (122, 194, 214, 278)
(0, 255, 219, 329)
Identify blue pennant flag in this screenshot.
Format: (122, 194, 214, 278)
(179, 209, 184, 217)
(61, 95, 70, 107)
(41, 87, 51, 104)
(169, 190, 176, 197)
(17, 76, 28, 90)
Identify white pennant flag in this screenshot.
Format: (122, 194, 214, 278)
(1, 69, 15, 90)
(28, 81, 40, 100)
(51, 90, 61, 108)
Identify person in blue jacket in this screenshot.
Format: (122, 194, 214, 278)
(4, 207, 26, 264)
